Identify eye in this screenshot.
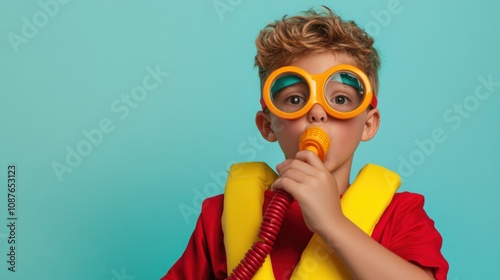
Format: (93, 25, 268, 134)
(271, 80, 309, 113)
(333, 95, 350, 105)
(286, 95, 305, 105)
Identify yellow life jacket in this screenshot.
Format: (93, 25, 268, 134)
(222, 162, 401, 280)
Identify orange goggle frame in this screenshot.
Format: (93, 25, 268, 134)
(261, 64, 377, 120)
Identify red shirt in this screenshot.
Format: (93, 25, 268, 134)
(162, 191, 448, 280)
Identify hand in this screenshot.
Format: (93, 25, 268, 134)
(272, 152, 438, 280)
(271, 150, 344, 237)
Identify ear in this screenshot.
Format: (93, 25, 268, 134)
(361, 108, 380, 141)
(255, 111, 277, 142)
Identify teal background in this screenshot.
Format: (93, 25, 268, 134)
(0, 0, 499, 279)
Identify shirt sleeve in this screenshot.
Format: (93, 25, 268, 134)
(161, 196, 227, 280)
(373, 192, 449, 280)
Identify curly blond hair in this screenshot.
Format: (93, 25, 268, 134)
(255, 6, 381, 93)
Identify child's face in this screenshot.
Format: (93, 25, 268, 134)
(256, 52, 380, 174)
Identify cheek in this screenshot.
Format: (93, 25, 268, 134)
(270, 117, 303, 158)
(330, 118, 365, 149)
(270, 115, 303, 136)
(270, 117, 286, 134)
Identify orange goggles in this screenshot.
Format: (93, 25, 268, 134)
(261, 64, 377, 119)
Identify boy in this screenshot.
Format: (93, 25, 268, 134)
(163, 7, 448, 280)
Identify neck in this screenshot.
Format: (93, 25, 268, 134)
(331, 157, 354, 195)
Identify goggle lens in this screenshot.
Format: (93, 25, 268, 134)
(271, 73, 309, 113)
(324, 71, 365, 113)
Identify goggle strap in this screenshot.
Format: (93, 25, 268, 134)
(260, 97, 266, 111)
(371, 94, 378, 108)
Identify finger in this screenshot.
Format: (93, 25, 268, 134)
(270, 176, 304, 198)
(294, 150, 326, 169)
(277, 158, 318, 178)
(276, 159, 293, 173)
(278, 166, 312, 185)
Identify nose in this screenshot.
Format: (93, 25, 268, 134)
(307, 104, 328, 123)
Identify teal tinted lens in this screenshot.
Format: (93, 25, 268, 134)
(271, 75, 303, 95)
(324, 72, 365, 113)
(270, 73, 309, 113)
